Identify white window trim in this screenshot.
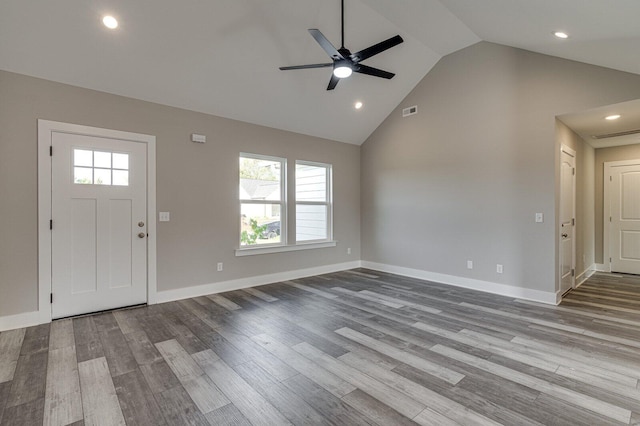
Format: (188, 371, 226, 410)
(295, 160, 333, 243)
(239, 152, 287, 248)
(235, 240, 337, 256)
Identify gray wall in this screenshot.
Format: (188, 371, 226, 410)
(594, 144, 640, 264)
(556, 120, 595, 277)
(0, 70, 361, 317)
(361, 42, 640, 294)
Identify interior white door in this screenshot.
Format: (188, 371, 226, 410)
(610, 164, 640, 274)
(51, 132, 147, 318)
(559, 147, 575, 295)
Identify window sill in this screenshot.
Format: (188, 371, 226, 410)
(235, 241, 337, 257)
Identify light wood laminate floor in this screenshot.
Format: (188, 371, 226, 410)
(1, 270, 640, 425)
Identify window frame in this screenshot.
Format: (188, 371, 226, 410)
(239, 152, 287, 248)
(295, 160, 333, 243)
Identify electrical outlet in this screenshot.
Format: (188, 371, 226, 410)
(217, 262, 223, 272)
(347, 248, 351, 255)
(496, 264, 503, 274)
(467, 260, 473, 269)
(535, 213, 544, 223)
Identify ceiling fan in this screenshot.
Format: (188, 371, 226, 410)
(279, 0, 404, 90)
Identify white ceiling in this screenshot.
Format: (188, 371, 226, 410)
(559, 99, 640, 149)
(2, 0, 640, 145)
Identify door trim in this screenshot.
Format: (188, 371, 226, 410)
(38, 120, 157, 323)
(559, 144, 576, 295)
(603, 158, 640, 273)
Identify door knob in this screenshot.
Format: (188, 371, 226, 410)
(138, 232, 146, 239)
(562, 233, 568, 238)
(138, 221, 145, 227)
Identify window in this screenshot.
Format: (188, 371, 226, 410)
(239, 154, 285, 246)
(296, 161, 332, 242)
(73, 149, 129, 186)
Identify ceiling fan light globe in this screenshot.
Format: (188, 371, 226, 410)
(333, 66, 352, 79)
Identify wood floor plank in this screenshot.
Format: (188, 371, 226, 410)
(124, 330, 163, 366)
(251, 333, 356, 398)
(0, 328, 26, 383)
(72, 316, 104, 363)
(342, 388, 419, 426)
(339, 351, 502, 426)
(112, 369, 167, 426)
(155, 339, 205, 380)
(43, 345, 83, 426)
(155, 385, 210, 426)
(98, 328, 138, 377)
(233, 361, 327, 425)
(5, 351, 48, 408)
(77, 357, 125, 426)
(192, 349, 292, 426)
(0, 397, 45, 426)
(335, 327, 465, 385)
(19, 324, 49, 355)
(48, 319, 75, 350)
(204, 403, 251, 426)
(430, 344, 632, 424)
(139, 359, 181, 394)
(206, 294, 242, 311)
(0, 380, 12, 424)
(242, 287, 279, 302)
(292, 341, 426, 418)
(281, 373, 374, 426)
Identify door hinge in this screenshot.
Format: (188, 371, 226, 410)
(49, 146, 53, 156)
(50, 293, 53, 304)
(50, 219, 53, 230)
(572, 168, 575, 176)
(610, 216, 612, 222)
(610, 175, 612, 181)
(572, 218, 575, 226)
(571, 269, 575, 277)
(610, 257, 612, 262)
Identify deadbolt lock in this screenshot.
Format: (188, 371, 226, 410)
(138, 221, 145, 227)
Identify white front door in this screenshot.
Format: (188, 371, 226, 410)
(51, 132, 148, 318)
(559, 146, 576, 296)
(610, 163, 640, 274)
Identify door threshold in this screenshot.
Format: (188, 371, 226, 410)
(53, 303, 147, 321)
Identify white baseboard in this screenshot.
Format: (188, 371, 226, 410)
(595, 263, 608, 272)
(155, 261, 362, 304)
(361, 261, 559, 305)
(576, 264, 596, 288)
(0, 309, 49, 332)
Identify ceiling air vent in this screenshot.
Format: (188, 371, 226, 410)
(592, 129, 640, 139)
(402, 105, 418, 117)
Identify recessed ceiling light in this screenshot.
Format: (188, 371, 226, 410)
(354, 101, 363, 110)
(102, 15, 118, 29)
(554, 31, 569, 39)
(605, 114, 621, 120)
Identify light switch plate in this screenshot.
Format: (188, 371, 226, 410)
(159, 212, 170, 222)
(535, 213, 544, 223)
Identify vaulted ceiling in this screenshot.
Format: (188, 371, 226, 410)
(1, 0, 639, 145)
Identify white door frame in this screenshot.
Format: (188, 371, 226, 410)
(603, 158, 640, 273)
(559, 144, 576, 295)
(38, 120, 157, 323)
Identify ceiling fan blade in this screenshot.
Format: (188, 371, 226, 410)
(308, 29, 344, 60)
(327, 74, 340, 90)
(354, 64, 395, 79)
(279, 63, 333, 70)
(350, 35, 403, 63)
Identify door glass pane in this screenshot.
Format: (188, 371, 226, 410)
(74, 149, 93, 167)
(240, 203, 281, 245)
(113, 153, 129, 170)
(74, 167, 93, 184)
(94, 168, 111, 185)
(296, 164, 326, 202)
(296, 204, 327, 241)
(94, 151, 111, 168)
(112, 170, 129, 186)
